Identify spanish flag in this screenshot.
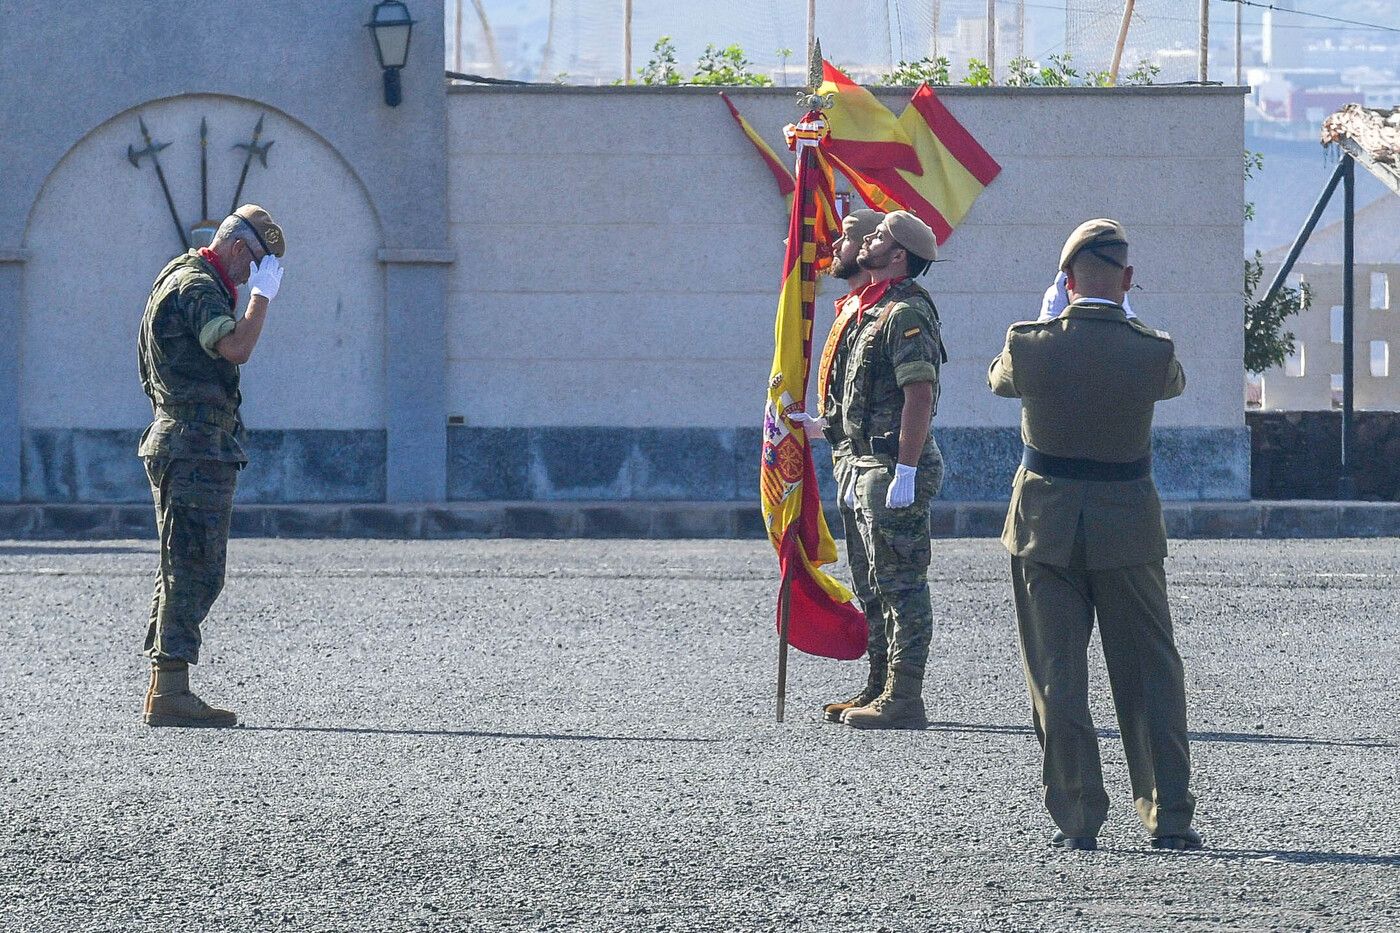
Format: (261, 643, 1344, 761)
(818, 63, 1001, 243)
(720, 92, 795, 200)
(761, 111, 867, 662)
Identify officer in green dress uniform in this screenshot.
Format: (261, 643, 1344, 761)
(988, 218, 1202, 851)
(836, 211, 946, 730)
(137, 204, 286, 728)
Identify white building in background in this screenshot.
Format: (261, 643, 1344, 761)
(1256, 197, 1400, 411)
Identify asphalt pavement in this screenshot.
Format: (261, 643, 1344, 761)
(0, 538, 1396, 932)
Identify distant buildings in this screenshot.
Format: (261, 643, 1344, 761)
(1255, 198, 1400, 411)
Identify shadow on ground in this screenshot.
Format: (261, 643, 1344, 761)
(926, 721, 1396, 749)
(240, 724, 720, 744)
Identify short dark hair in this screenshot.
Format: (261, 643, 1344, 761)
(906, 254, 932, 278)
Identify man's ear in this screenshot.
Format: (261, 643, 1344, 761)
(1121, 265, 1134, 292)
(1065, 271, 1077, 295)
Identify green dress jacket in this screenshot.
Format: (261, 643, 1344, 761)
(988, 301, 1186, 569)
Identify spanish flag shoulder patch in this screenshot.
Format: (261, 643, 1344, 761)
(903, 327, 921, 338)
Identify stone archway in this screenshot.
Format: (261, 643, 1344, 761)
(21, 94, 386, 501)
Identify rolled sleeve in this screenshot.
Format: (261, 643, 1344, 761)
(894, 360, 938, 386)
(884, 305, 941, 388)
(198, 315, 237, 358)
(180, 282, 236, 359)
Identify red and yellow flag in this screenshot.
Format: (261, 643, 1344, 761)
(760, 111, 867, 661)
(817, 63, 1001, 243)
(720, 92, 796, 200)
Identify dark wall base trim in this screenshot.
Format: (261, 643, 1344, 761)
(2, 500, 1397, 541)
(18, 425, 1250, 504)
(21, 428, 386, 503)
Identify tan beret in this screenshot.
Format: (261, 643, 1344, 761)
(232, 204, 285, 258)
(841, 208, 884, 244)
(1059, 218, 1127, 272)
(883, 210, 938, 262)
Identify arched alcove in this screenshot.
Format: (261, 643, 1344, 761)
(23, 93, 386, 431)
(20, 94, 389, 501)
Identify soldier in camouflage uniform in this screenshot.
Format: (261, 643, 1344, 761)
(790, 209, 889, 722)
(838, 211, 946, 730)
(138, 204, 286, 728)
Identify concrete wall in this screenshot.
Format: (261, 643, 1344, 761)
(1, 3, 1250, 503)
(445, 85, 1249, 500)
(0, 0, 450, 503)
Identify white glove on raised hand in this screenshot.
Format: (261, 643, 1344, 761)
(247, 255, 284, 300)
(1037, 272, 1070, 322)
(886, 463, 917, 509)
(1038, 270, 1137, 321)
(788, 410, 828, 433)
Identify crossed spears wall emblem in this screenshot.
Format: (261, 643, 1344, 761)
(126, 114, 274, 250)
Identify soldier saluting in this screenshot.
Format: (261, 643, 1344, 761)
(138, 204, 286, 728)
(989, 219, 1201, 851)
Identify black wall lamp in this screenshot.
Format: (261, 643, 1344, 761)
(367, 1, 415, 107)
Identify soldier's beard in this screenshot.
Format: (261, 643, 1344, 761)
(829, 254, 859, 279)
(857, 249, 891, 271)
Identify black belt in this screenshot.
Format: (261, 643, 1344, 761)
(1022, 446, 1150, 482)
(850, 433, 901, 458)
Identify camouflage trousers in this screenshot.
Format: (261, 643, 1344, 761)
(851, 438, 944, 675)
(143, 457, 238, 664)
(833, 454, 887, 667)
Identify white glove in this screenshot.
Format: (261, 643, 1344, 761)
(247, 255, 284, 300)
(1039, 270, 1137, 321)
(885, 464, 917, 509)
(844, 483, 856, 511)
(788, 410, 828, 433)
(1037, 272, 1070, 322)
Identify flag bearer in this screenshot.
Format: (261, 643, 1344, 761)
(989, 219, 1202, 852)
(837, 211, 945, 730)
(137, 205, 286, 728)
(790, 209, 891, 722)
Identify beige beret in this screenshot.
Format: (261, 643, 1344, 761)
(1059, 218, 1127, 272)
(883, 210, 938, 262)
(233, 203, 286, 258)
(841, 208, 884, 244)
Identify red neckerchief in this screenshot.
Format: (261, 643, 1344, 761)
(854, 274, 908, 320)
(198, 247, 239, 308)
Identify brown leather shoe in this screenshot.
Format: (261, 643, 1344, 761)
(144, 661, 237, 729)
(821, 659, 887, 723)
(842, 666, 927, 730)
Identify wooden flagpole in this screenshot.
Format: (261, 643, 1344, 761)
(1109, 0, 1136, 85)
(777, 41, 829, 724)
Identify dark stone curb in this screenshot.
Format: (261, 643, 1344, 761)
(2, 501, 1399, 540)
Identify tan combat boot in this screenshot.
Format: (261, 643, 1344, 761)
(821, 658, 887, 723)
(144, 660, 238, 728)
(842, 665, 927, 730)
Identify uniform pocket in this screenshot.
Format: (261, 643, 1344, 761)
(165, 460, 238, 511)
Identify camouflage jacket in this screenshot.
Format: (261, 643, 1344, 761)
(839, 277, 944, 461)
(137, 250, 246, 463)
